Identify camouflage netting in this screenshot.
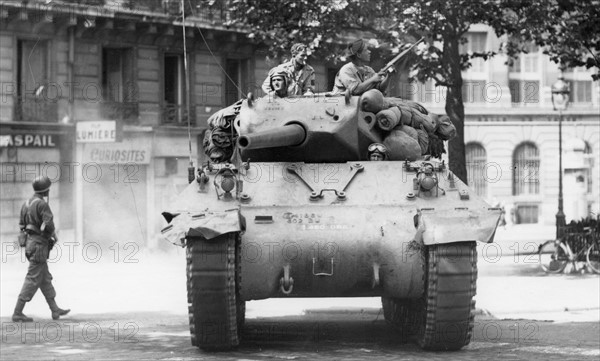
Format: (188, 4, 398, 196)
(361, 89, 457, 160)
(203, 99, 243, 163)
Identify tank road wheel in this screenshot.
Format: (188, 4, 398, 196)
(186, 232, 242, 350)
(416, 241, 478, 351)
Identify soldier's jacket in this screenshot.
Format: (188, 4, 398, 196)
(19, 194, 54, 262)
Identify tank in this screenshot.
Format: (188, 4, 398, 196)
(161, 92, 502, 351)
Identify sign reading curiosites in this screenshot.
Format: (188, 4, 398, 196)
(76, 121, 117, 143)
(82, 139, 152, 165)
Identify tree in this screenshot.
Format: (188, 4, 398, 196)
(225, 0, 596, 182)
(503, 0, 600, 80)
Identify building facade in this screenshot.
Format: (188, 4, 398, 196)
(412, 25, 600, 243)
(0, 0, 310, 248)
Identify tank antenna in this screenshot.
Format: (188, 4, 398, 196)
(181, 0, 195, 183)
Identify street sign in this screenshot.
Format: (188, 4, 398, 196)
(76, 121, 117, 143)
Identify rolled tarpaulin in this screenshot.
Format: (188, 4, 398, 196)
(360, 89, 385, 113)
(376, 107, 402, 131)
(383, 128, 422, 161)
(383, 97, 429, 115)
(395, 124, 419, 140)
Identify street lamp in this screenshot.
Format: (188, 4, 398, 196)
(551, 75, 570, 238)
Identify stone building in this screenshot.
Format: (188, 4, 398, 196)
(413, 25, 600, 244)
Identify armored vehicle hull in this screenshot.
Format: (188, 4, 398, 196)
(162, 95, 501, 351)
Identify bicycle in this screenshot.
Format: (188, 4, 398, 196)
(539, 227, 600, 274)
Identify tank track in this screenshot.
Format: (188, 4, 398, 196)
(186, 233, 241, 350)
(383, 242, 477, 350)
(418, 241, 477, 350)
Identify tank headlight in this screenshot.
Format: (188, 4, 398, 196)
(221, 175, 235, 192)
(420, 176, 437, 191)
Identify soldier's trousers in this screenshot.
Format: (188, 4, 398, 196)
(19, 237, 56, 302)
(18, 260, 56, 302)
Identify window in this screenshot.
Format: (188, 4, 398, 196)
(163, 53, 191, 125)
(16, 39, 56, 122)
(101, 48, 137, 122)
(514, 204, 538, 224)
(509, 80, 539, 104)
(461, 32, 487, 73)
(225, 59, 249, 105)
(508, 43, 540, 106)
(102, 48, 134, 103)
(466, 142, 487, 197)
(569, 80, 592, 103)
(513, 142, 540, 196)
(510, 43, 538, 73)
(462, 80, 486, 103)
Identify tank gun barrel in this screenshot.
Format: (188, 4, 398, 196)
(238, 124, 306, 150)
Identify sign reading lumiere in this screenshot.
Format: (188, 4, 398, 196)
(76, 121, 151, 164)
(76, 121, 117, 143)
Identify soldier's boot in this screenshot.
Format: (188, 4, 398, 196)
(12, 299, 33, 322)
(47, 298, 70, 320)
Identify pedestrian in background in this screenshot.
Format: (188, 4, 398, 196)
(12, 175, 70, 322)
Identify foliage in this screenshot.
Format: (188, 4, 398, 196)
(226, 0, 598, 182)
(502, 0, 600, 80)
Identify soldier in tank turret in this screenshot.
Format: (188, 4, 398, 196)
(368, 143, 389, 161)
(267, 70, 291, 98)
(332, 39, 390, 96)
(261, 43, 315, 96)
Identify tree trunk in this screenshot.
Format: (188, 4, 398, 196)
(444, 36, 468, 184)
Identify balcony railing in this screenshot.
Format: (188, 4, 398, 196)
(99, 101, 139, 124)
(162, 104, 195, 126)
(14, 96, 58, 123)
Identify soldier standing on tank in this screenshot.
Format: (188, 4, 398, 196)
(261, 43, 315, 96)
(12, 176, 70, 322)
(332, 39, 390, 96)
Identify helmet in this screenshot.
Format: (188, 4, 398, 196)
(368, 143, 388, 161)
(32, 175, 51, 193)
(269, 69, 290, 95)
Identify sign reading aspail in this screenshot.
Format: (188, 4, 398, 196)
(82, 138, 151, 164)
(0, 133, 59, 147)
(76, 121, 117, 143)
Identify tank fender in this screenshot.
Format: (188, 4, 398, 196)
(415, 208, 502, 245)
(161, 209, 246, 246)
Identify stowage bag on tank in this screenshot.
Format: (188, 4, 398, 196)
(384, 129, 422, 161)
(376, 107, 402, 131)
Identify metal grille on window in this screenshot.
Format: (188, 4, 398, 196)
(513, 142, 540, 195)
(466, 142, 487, 198)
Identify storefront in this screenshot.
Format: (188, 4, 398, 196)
(0, 123, 75, 242)
(78, 131, 152, 248)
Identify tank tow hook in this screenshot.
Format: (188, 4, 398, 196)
(312, 258, 334, 276)
(279, 265, 294, 295)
